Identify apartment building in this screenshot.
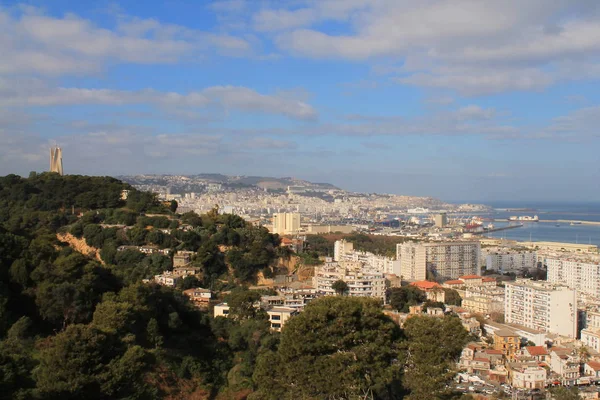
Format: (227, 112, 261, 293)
(312, 261, 386, 300)
(272, 212, 301, 235)
(396, 241, 481, 281)
(505, 279, 577, 338)
(463, 296, 504, 314)
(485, 251, 537, 273)
(334, 239, 354, 261)
(546, 256, 600, 298)
(213, 303, 298, 332)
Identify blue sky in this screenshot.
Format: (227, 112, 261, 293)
(1, 0, 600, 202)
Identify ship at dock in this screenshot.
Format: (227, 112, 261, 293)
(508, 215, 539, 222)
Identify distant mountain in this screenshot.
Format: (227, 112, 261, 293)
(117, 174, 341, 192)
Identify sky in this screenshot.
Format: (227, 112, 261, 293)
(1, 0, 600, 202)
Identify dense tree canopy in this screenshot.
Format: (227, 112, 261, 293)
(388, 286, 427, 312)
(252, 297, 405, 400)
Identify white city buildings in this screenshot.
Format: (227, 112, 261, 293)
(485, 251, 537, 273)
(312, 261, 386, 300)
(546, 256, 600, 298)
(505, 279, 577, 338)
(334, 240, 400, 275)
(272, 213, 301, 235)
(396, 241, 481, 281)
(334, 239, 354, 261)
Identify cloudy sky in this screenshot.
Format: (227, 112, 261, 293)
(1, 1, 600, 202)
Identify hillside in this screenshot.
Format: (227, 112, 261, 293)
(0, 173, 469, 400)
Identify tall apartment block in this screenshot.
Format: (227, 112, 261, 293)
(334, 239, 354, 261)
(396, 241, 481, 281)
(505, 279, 577, 338)
(546, 256, 600, 298)
(485, 252, 537, 273)
(272, 213, 300, 235)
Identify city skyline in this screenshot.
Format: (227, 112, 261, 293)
(1, 1, 600, 201)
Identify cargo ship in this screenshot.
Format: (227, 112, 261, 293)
(508, 215, 539, 222)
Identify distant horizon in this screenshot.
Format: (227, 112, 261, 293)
(1, 2, 600, 202)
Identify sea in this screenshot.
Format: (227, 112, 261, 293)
(469, 202, 600, 246)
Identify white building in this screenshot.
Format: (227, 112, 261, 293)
(397, 241, 481, 281)
(334, 239, 354, 261)
(485, 251, 537, 273)
(213, 303, 298, 332)
(313, 262, 386, 300)
(272, 213, 301, 235)
(546, 256, 600, 298)
(505, 279, 577, 338)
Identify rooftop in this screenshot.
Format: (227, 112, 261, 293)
(410, 280, 442, 290)
(460, 275, 483, 280)
(525, 346, 549, 356)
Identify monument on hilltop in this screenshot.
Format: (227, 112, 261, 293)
(50, 145, 63, 176)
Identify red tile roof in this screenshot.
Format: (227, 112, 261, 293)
(482, 277, 497, 282)
(459, 275, 483, 280)
(410, 281, 442, 290)
(525, 346, 548, 356)
(444, 280, 464, 285)
(485, 349, 504, 355)
(587, 361, 600, 371)
(473, 357, 491, 363)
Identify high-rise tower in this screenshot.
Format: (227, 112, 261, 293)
(50, 145, 63, 175)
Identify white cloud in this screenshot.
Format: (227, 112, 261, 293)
(0, 7, 251, 76)
(0, 79, 318, 120)
(252, 0, 600, 95)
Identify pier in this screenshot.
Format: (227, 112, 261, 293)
(471, 224, 523, 235)
(539, 219, 600, 226)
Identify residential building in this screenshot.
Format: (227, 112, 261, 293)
(521, 346, 549, 364)
(334, 239, 354, 261)
(213, 303, 298, 332)
(508, 362, 547, 389)
(272, 213, 301, 235)
(485, 251, 537, 273)
(183, 288, 212, 305)
(338, 247, 400, 275)
(397, 242, 427, 281)
(154, 271, 180, 287)
(396, 241, 481, 281)
(493, 329, 520, 359)
(313, 262, 386, 300)
(505, 279, 577, 338)
(581, 328, 600, 353)
(584, 361, 600, 378)
(462, 296, 504, 315)
(173, 251, 193, 267)
(547, 256, 600, 298)
(410, 281, 445, 302)
(266, 306, 298, 332)
(434, 213, 448, 228)
(549, 348, 580, 385)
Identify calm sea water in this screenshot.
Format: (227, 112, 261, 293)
(480, 202, 600, 246)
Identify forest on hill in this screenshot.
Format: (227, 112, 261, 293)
(0, 173, 469, 400)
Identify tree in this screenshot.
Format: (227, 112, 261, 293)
(331, 279, 349, 296)
(548, 386, 579, 400)
(402, 315, 469, 399)
(225, 288, 264, 321)
(252, 297, 404, 400)
(169, 200, 178, 213)
(443, 288, 462, 306)
(388, 286, 426, 312)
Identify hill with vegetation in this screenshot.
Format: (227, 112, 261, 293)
(0, 173, 469, 400)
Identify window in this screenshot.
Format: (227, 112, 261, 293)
(271, 314, 281, 320)
(222, 309, 229, 315)
(272, 323, 281, 328)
